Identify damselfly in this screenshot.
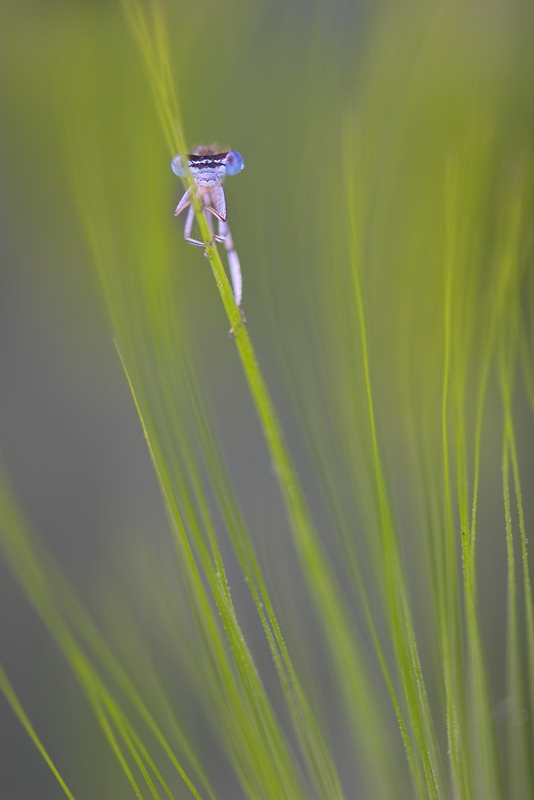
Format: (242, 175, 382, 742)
(172, 146, 245, 319)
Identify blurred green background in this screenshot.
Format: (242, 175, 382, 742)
(1, 2, 532, 798)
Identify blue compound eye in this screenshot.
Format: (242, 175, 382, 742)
(171, 155, 187, 177)
(224, 151, 244, 175)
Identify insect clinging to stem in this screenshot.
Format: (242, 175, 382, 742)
(172, 145, 245, 330)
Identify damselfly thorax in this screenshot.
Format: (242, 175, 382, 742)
(172, 146, 245, 315)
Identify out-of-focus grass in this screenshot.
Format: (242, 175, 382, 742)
(0, 662, 75, 800)
(1, 2, 533, 799)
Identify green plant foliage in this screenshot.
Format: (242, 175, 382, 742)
(2, 2, 532, 799)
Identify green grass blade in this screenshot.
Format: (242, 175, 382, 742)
(4, 3, 532, 798)
(0, 479, 205, 800)
(499, 279, 534, 799)
(115, 4, 404, 797)
(0, 664, 76, 800)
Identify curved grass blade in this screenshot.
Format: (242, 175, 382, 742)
(0, 664, 76, 800)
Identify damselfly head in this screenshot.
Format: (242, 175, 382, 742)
(171, 146, 244, 183)
(195, 144, 220, 157)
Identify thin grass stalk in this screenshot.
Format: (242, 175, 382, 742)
(118, 354, 307, 800)
(0, 665, 76, 800)
(72, 140, 307, 797)
(119, 3, 410, 797)
(1, 487, 202, 799)
(466, 171, 531, 798)
(511, 421, 534, 741)
(499, 282, 534, 798)
(183, 378, 344, 798)
(502, 428, 532, 799)
(442, 157, 471, 799)
(1, 479, 209, 799)
(344, 122, 444, 799)
(64, 90, 307, 794)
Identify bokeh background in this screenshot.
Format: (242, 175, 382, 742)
(1, 2, 533, 798)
